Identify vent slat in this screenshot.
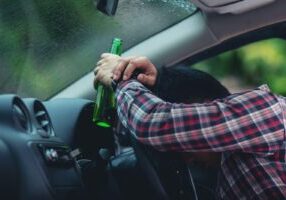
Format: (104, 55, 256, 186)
(34, 101, 53, 137)
(36, 111, 46, 118)
(41, 120, 49, 127)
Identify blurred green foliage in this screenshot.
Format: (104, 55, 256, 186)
(0, 0, 105, 99)
(193, 38, 286, 95)
(0, 0, 193, 99)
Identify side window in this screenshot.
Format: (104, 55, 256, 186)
(0, 0, 196, 99)
(193, 38, 286, 95)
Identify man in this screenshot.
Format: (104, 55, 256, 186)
(94, 53, 286, 199)
(112, 65, 230, 200)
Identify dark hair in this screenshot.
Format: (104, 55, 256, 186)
(155, 66, 230, 103)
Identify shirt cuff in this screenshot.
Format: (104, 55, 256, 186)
(111, 70, 141, 91)
(116, 79, 139, 91)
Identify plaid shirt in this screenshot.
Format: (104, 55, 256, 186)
(115, 80, 286, 199)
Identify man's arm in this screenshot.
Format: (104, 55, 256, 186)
(94, 54, 285, 154)
(116, 79, 285, 155)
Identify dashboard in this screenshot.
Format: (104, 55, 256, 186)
(0, 95, 111, 200)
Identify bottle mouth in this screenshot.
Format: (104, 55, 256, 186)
(96, 121, 111, 128)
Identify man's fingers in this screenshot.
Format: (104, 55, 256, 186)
(137, 73, 155, 86)
(113, 59, 128, 80)
(95, 55, 156, 87)
(123, 57, 150, 80)
(113, 56, 136, 80)
(137, 74, 147, 84)
(94, 54, 125, 87)
(101, 53, 112, 58)
(96, 60, 104, 66)
(124, 56, 137, 61)
(123, 62, 136, 80)
(93, 67, 100, 76)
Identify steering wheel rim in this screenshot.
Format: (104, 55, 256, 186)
(130, 136, 198, 200)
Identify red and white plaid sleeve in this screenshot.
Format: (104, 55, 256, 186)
(115, 80, 285, 154)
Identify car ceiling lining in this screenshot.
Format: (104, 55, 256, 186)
(182, 21, 286, 66)
(191, 0, 276, 14)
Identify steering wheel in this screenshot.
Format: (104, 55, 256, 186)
(130, 136, 198, 200)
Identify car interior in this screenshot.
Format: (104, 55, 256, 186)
(1, 0, 286, 200)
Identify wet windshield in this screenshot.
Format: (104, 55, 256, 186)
(0, 0, 196, 100)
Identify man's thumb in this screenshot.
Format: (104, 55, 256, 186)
(137, 74, 150, 85)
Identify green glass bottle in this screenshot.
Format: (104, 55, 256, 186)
(93, 38, 122, 128)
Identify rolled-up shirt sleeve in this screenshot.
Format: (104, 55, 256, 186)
(115, 80, 285, 154)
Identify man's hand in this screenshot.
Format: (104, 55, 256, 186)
(113, 56, 157, 87)
(94, 53, 121, 87)
(94, 53, 158, 88)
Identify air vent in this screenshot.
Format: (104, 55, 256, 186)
(33, 101, 54, 137)
(12, 98, 31, 133)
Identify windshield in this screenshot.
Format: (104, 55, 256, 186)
(0, 0, 196, 100)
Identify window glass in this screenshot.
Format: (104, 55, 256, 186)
(193, 38, 286, 95)
(0, 0, 196, 99)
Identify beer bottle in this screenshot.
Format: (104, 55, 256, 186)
(93, 38, 122, 128)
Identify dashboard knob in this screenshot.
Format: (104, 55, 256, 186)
(45, 148, 58, 162)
